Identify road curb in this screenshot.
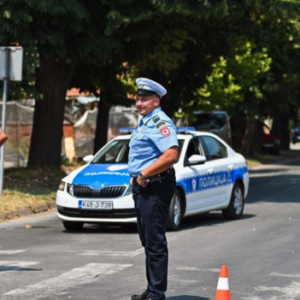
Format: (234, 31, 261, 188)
(248, 156, 300, 170)
(0, 201, 56, 222)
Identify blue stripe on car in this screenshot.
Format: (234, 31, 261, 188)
(177, 167, 248, 194)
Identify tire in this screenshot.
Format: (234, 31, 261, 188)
(270, 147, 280, 155)
(62, 221, 84, 231)
(222, 182, 244, 219)
(167, 189, 182, 231)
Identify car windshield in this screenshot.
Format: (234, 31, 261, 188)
(90, 138, 185, 164)
(192, 112, 226, 130)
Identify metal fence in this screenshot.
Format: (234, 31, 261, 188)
(0, 101, 138, 168)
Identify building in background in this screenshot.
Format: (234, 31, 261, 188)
(0, 89, 138, 168)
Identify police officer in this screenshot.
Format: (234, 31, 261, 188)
(128, 78, 179, 300)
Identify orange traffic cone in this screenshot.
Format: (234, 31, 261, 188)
(214, 265, 230, 300)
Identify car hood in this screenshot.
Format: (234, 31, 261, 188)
(64, 164, 130, 188)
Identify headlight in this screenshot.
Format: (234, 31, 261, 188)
(124, 185, 132, 196)
(67, 183, 74, 196)
(58, 181, 66, 191)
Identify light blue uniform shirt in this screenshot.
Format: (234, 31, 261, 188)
(128, 107, 178, 177)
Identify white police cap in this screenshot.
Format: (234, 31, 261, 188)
(136, 77, 167, 97)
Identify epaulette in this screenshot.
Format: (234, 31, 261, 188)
(152, 115, 161, 123)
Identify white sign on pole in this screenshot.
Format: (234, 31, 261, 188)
(0, 46, 24, 195)
(0, 47, 23, 81)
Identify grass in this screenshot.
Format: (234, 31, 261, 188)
(246, 149, 300, 167)
(0, 149, 299, 216)
(0, 166, 68, 215)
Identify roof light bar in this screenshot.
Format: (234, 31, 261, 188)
(119, 128, 136, 134)
(177, 127, 196, 133)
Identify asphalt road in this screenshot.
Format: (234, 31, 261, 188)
(0, 159, 300, 300)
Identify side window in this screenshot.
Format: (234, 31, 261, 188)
(201, 136, 228, 160)
(185, 137, 203, 160)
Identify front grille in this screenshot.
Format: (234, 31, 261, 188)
(70, 185, 126, 198)
(57, 206, 136, 219)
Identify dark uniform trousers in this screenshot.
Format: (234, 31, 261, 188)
(132, 171, 176, 300)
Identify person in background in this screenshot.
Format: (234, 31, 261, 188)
(128, 78, 179, 300)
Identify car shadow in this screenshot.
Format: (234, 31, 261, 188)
(62, 223, 138, 234)
(61, 212, 255, 234)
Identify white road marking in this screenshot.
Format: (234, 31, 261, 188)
(242, 272, 300, 300)
(176, 266, 201, 271)
(254, 282, 300, 300)
(79, 248, 144, 257)
(175, 267, 220, 273)
(4, 263, 132, 297)
(270, 272, 300, 278)
(0, 250, 25, 255)
(77, 228, 205, 259)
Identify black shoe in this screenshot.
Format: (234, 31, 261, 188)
(131, 290, 149, 300)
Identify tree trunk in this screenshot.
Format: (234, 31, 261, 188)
(230, 116, 247, 152)
(271, 111, 290, 150)
(27, 57, 75, 167)
(94, 95, 111, 154)
(241, 118, 261, 156)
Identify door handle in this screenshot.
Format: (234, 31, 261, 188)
(228, 164, 234, 171)
(207, 168, 214, 174)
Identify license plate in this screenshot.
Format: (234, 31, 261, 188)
(262, 143, 273, 147)
(78, 200, 113, 210)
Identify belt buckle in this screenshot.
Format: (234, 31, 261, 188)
(158, 175, 162, 183)
(157, 174, 166, 183)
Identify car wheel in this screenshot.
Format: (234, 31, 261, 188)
(270, 147, 280, 155)
(222, 182, 244, 219)
(62, 221, 84, 231)
(167, 189, 182, 231)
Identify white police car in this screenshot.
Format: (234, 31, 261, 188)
(56, 128, 249, 231)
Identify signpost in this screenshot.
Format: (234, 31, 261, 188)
(0, 46, 23, 195)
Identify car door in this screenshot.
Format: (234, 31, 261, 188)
(181, 137, 216, 212)
(199, 135, 232, 207)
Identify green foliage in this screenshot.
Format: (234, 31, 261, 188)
(194, 38, 272, 112)
(1, 0, 300, 160)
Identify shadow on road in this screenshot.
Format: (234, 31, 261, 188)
(61, 211, 255, 234)
(167, 296, 209, 300)
(249, 167, 291, 175)
(0, 265, 42, 272)
(61, 223, 138, 234)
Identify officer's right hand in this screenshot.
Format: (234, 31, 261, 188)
(136, 177, 149, 187)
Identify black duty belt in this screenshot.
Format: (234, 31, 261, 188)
(133, 168, 175, 184)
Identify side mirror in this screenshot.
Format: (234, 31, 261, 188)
(186, 154, 207, 166)
(83, 154, 94, 163)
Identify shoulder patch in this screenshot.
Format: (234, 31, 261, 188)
(156, 121, 166, 129)
(160, 126, 171, 137)
(152, 115, 160, 123)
